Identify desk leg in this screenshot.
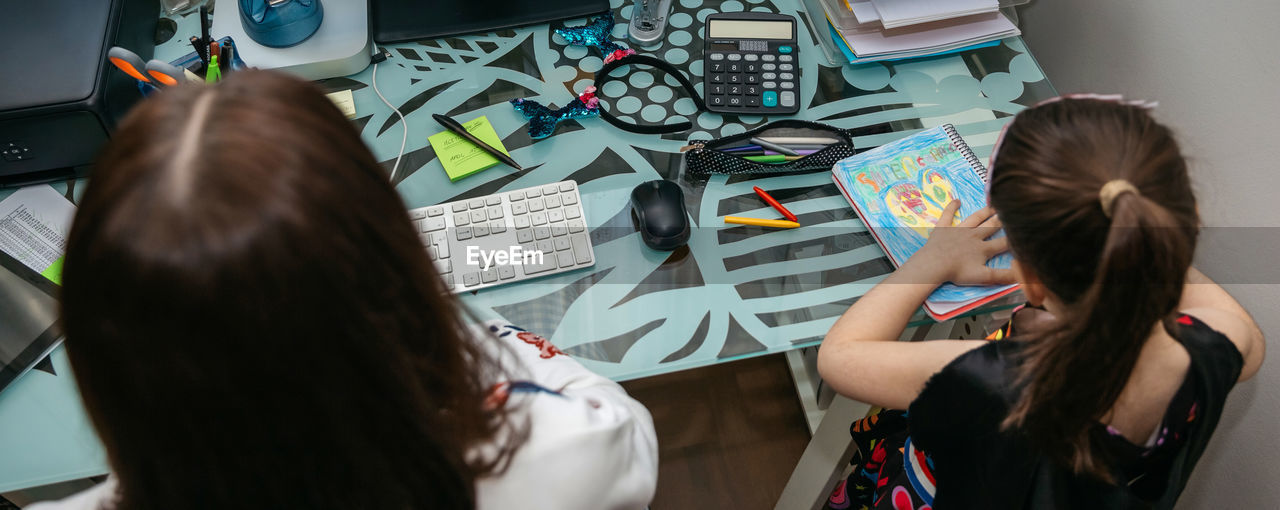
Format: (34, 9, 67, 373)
(772, 393, 869, 510)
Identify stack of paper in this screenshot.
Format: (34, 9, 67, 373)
(869, 0, 999, 29)
(817, 0, 1019, 64)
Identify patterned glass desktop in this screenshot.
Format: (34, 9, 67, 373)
(0, 0, 1055, 493)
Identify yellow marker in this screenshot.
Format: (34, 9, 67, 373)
(723, 216, 801, 229)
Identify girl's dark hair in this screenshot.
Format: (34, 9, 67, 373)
(61, 71, 519, 510)
(988, 99, 1199, 480)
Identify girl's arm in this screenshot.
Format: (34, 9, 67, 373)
(817, 201, 1016, 410)
(1178, 268, 1266, 381)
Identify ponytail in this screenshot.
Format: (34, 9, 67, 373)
(1002, 178, 1196, 480)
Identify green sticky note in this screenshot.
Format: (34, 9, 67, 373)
(41, 256, 64, 285)
(427, 116, 511, 182)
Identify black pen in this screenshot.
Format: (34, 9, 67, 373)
(431, 114, 522, 170)
(199, 5, 211, 50)
(189, 36, 207, 68)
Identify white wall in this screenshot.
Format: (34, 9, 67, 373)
(1017, 1, 1280, 507)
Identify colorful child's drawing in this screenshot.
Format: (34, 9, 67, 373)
(833, 126, 1012, 303)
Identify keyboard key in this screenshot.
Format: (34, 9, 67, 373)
(517, 229, 534, 243)
(728, 62, 742, 73)
(781, 82, 795, 89)
(562, 193, 578, 205)
(499, 265, 516, 280)
(727, 53, 742, 61)
(514, 215, 531, 229)
(545, 195, 561, 208)
(471, 210, 488, 223)
(710, 62, 725, 73)
(761, 54, 776, 61)
(552, 223, 568, 237)
(779, 63, 794, 71)
(508, 192, 524, 201)
(409, 209, 427, 220)
(428, 245, 438, 260)
(745, 63, 758, 73)
(548, 210, 565, 223)
(709, 96, 725, 107)
(568, 219, 586, 233)
(456, 226, 472, 240)
(435, 240, 449, 258)
(710, 84, 726, 95)
(534, 226, 551, 239)
(745, 74, 759, 85)
(531, 211, 548, 225)
(424, 216, 446, 232)
(528, 200, 544, 212)
(728, 74, 742, 84)
(762, 91, 778, 108)
(427, 206, 444, 216)
(436, 260, 452, 273)
(762, 72, 776, 80)
(537, 239, 555, 254)
(728, 85, 742, 95)
(762, 63, 776, 71)
(728, 96, 743, 106)
(555, 237, 572, 251)
(430, 231, 447, 246)
(468, 198, 485, 209)
(565, 205, 581, 219)
(485, 195, 501, 206)
(474, 224, 489, 237)
(559, 181, 575, 192)
(481, 268, 499, 283)
(710, 73, 725, 84)
(491, 221, 507, 234)
(463, 272, 481, 287)
(453, 213, 470, 226)
(557, 251, 575, 268)
(762, 81, 777, 89)
(512, 201, 528, 215)
(710, 53, 725, 60)
(744, 53, 759, 61)
(452, 202, 467, 213)
(779, 55, 793, 62)
(526, 189, 541, 199)
(488, 206, 503, 219)
(542, 185, 559, 194)
(779, 72, 794, 80)
(570, 233, 592, 264)
(746, 96, 760, 107)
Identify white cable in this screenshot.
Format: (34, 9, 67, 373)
(371, 42, 408, 183)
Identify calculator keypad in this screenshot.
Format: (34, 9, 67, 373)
(706, 49, 799, 114)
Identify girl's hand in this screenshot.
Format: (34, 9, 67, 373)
(905, 200, 1016, 286)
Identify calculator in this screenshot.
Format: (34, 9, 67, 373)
(703, 12, 800, 114)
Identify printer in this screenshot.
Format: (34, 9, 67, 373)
(0, 0, 158, 187)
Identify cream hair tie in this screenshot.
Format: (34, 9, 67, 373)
(1099, 180, 1140, 218)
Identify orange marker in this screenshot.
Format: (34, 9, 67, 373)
(752, 186, 798, 223)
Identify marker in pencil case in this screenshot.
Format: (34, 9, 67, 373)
(743, 155, 802, 163)
(723, 149, 819, 157)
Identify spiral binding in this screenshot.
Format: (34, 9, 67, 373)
(943, 124, 988, 182)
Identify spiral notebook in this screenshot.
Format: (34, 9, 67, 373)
(832, 124, 1018, 321)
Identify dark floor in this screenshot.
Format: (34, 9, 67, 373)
(621, 354, 813, 510)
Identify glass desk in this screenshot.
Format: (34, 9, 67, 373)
(0, 0, 1054, 493)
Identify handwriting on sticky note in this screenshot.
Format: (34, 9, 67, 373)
(427, 116, 510, 182)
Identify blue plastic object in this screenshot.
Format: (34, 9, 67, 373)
(238, 0, 324, 48)
(762, 90, 778, 107)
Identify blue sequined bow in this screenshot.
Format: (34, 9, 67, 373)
(555, 11, 636, 62)
(510, 88, 600, 140)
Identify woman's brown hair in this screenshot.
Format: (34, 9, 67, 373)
(988, 99, 1199, 480)
(61, 70, 519, 509)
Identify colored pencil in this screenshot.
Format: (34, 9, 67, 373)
(723, 216, 801, 229)
(750, 137, 800, 156)
(743, 155, 802, 163)
(753, 186, 799, 222)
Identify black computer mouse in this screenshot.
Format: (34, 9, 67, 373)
(630, 180, 690, 251)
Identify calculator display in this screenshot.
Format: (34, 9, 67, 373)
(708, 19, 792, 40)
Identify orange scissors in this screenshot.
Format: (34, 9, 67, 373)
(107, 47, 186, 87)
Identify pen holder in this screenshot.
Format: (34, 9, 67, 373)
(169, 36, 249, 79)
(683, 120, 892, 175)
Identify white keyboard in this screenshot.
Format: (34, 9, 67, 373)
(410, 180, 595, 292)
